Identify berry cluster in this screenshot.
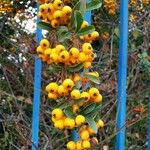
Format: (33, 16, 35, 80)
(80, 21, 100, 43)
(128, 0, 149, 24)
(129, 0, 136, 6)
(36, 0, 104, 149)
(38, 0, 71, 5)
(38, 0, 72, 27)
(129, 14, 138, 23)
(142, 0, 150, 5)
(46, 76, 103, 150)
(66, 119, 104, 149)
(46, 78, 102, 103)
(36, 39, 95, 69)
(103, 0, 117, 15)
(52, 108, 104, 149)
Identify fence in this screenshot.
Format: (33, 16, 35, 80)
(31, 0, 148, 150)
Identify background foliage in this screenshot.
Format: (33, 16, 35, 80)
(0, 0, 150, 149)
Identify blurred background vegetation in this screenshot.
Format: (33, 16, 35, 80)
(0, 0, 150, 149)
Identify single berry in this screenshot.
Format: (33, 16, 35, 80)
(97, 119, 104, 128)
(62, 79, 74, 90)
(80, 130, 90, 140)
(64, 118, 75, 129)
(52, 108, 64, 120)
(82, 140, 91, 148)
(55, 44, 65, 53)
(71, 89, 81, 100)
(81, 92, 90, 101)
(69, 47, 80, 58)
(82, 43, 93, 54)
(89, 88, 100, 99)
(48, 92, 58, 100)
(40, 39, 50, 49)
(54, 119, 64, 129)
(45, 82, 58, 93)
(57, 85, 68, 96)
(75, 115, 85, 126)
(67, 141, 76, 150)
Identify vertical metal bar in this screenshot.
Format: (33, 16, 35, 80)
(72, 1, 91, 141)
(84, 9, 91, 25)
(116, 0, 129, 149)
(148, 96, 150, 150)
(72, 130, 79, 142)
(31, 3, 42, 150)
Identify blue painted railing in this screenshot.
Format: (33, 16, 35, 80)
(116, 0, 129, 149)
(31, 3, 42, 150)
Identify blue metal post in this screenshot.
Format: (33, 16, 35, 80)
(116, 0, 129, 149)
(72, 1, 91, 141)
(84, 9, 92, 25)
(31, 3, 42, 150)
(148, 96, 150, 150)
(72, 130, 79, 142)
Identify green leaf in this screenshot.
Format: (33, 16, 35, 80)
(88, 104, 102, 117)
(86, 0, 102, 11)
(48, 65, 62, 73)
(67, 64, 84, 72)
(94, 103, 102, 112)
(73, 0, 86, 15)
(77, 25, 95, 36)
(55, 100, 69, 109)
(114, 27, 119, 37)
(71, 1, 86, 27)
(64, 106, 76, 119)
(74, 11, 83, 33)
(37, 21, 52, 31)
(57, 26, 71, 43)
(58, 32, 72, 43)
(57, 26, 68, 33)
(86, 117, 97, 133)
(84, 74, 100, 84)
(94, 113, 100, 122)
(80, 103, 96, 115)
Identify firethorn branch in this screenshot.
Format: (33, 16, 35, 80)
(35, 0, 104, 149)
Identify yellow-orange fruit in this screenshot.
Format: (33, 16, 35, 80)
(64, 118, 75, 129)
(40, 39, 50, 49)
(55, 44, 65, 53)
(62, 79, 74, 90)
(59, 50, 69, 62)
(48, 93, 58, 100)
(83, 61, 92, 69)
(81, 21, 89, 29)
(62, 6, 72, 16)
(69, 47, 80, 58)
(81, 92, 90, 101)
(51, 19, 59, 28)
(52, 108, 64, 120)
(82, 43, 93, 54)
(97, 119, 104, 128)
(53, 0, 63, 10)
(75, 115, 85, 126)
(71, 89, 81, 100)
(53, 10, 63, 20)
